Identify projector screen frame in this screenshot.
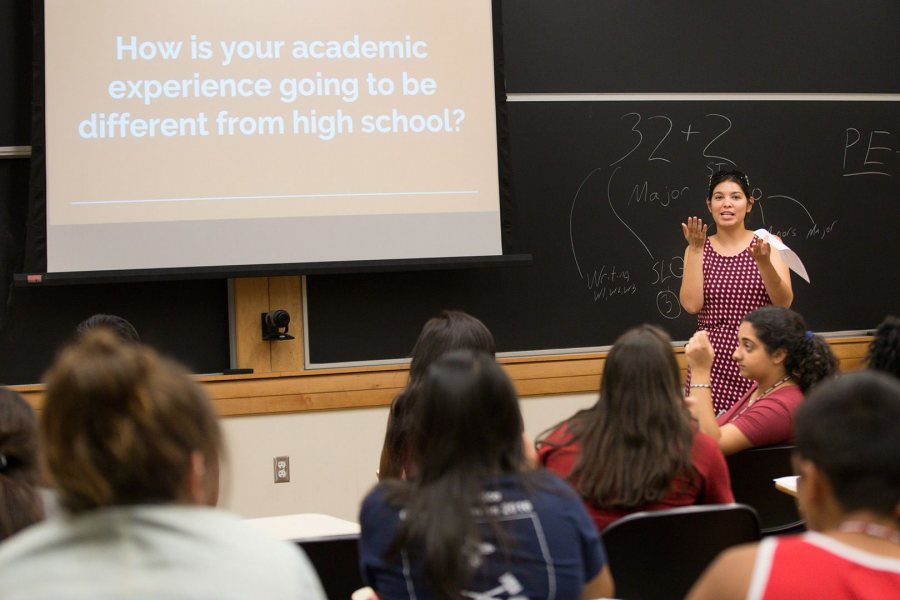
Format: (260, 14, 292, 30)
(22, 0, 517, 284)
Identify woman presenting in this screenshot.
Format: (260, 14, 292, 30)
(680, 170, 793, 412)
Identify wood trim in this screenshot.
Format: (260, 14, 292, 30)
(232, 277, 271, 373)
(13, 337, 872, 417)
(268, 276, 304, 372)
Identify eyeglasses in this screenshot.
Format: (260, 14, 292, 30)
(708, 169, 750, 189)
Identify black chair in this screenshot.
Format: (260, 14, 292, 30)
(296, 534, 363, 600)
(601, 503, 760, 600)
(726, 444, 805, 535)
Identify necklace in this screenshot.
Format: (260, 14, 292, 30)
(838, 521, 900, 545)
(732, 375, 793, 419)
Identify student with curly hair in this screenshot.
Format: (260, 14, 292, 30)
(0, 389, 44, 542)
(685, 306, 838, 455)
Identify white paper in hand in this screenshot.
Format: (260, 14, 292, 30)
(753, 229, 810, 283)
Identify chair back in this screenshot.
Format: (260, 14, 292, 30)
(726, 444, 805, 535)
(297, 534, 363, 600)
(601, 503, 760, 600)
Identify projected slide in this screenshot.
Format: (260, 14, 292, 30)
(44, 0, 501, 272)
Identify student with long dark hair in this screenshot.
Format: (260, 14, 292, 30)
(689, 372, 900, 598)
(685, 306, 838, 455)
(536, 325, 733, 531)
(360, 351, 614, 599)
(0, 389, 44, 542)
(0, 331, 325, 599)
(378, 310, 495, 480)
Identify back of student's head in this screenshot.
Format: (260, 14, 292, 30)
(386, 350, 524, 598)
(0, 389, 44, 541)
(867, 315, 900, 379)
(42, 330, 222, 513)
(75, 313, 140, 343)
(407, 310, 495, 385)
(795, 371, 900, 518)
(410, 350, 522, 480)
(380, 310, 495, 479)
(743, 306, 838, 391)
(572, 324, 693, 507)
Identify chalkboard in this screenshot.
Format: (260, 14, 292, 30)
(0, 280, 230, 385)
(501, 0, 900, 94)
(304, 100, 899, 365)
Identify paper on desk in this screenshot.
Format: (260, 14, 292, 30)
(753, 229, 810, 283)
(773, 475, 798, 494)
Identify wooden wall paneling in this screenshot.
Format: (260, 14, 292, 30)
(232, 277, 271, 373)
(267, 276, 303, 372)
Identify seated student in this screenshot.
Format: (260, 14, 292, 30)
(75, 313, 141, 343)
(684, 306, 838, 455)
(0, 331, 325, 600)
(688, 371, 900, 599)
(0, 389, 44, 542)
(360, 350, 614, 599)
(536, 325, 733, 532)
(378, 310, 495, 480)
(867, 314, 899, 378)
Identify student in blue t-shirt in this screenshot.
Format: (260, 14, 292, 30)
(359, 350, 614, 600)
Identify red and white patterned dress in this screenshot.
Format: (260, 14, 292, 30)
(687, 235, 771, 413)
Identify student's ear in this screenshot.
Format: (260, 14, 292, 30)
(770, 347, 788, 366)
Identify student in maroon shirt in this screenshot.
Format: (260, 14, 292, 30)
(537, 325, 733, 532)
(684, 306, 838, 455)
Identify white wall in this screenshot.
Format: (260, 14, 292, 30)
(219, 392, 596, 521)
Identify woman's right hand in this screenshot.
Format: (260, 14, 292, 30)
(681, 216, 707, 250)
(685, 330, 715, 371)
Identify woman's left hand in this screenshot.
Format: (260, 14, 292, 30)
(749, 237, 773, 265)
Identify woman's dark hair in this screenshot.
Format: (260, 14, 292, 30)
(42, 330, 223, 513)
(866, 315, 900, 378)
(0, 389, 44, 541)
(75, 313, 140, 343)
(379, 310, 495, 479)
(795, 371, 900, 517)
(707, 169, 751, 199)
(383, 350, 524, 598)
(743, 306, 838, 391)
(537, 325, 694, 509)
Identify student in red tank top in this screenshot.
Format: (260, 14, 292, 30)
(688, 372, 900, 599)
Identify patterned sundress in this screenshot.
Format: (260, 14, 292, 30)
(686, 235, 772, 413)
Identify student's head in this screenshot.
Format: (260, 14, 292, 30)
(794, 371, 900, 529)
(409, 350, 522, 480)
(706, 169, 753, 226)
(867, 315, 900, 378)
(599, 324, 683, 420)
(735, 306, 838, 391)
(570, 325, 693, 508)
(0, 389, 44, 541)
(407, 310, 495, 385)
(41, 330, 222, 513)
(75, 313, 140, 344)
(380, 310, 495, 479)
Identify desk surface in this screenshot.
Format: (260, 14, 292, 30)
(245, 513, 360, 542)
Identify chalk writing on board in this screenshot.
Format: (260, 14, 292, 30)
(842, 128, 896, 177)
(569, 109, 845, 320)
(656, 290, 682, 320)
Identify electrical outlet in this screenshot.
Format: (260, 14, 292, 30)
(273, 456, 290, 483)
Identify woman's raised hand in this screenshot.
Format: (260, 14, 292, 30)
(681, 216, 707, 250)
(749, 236, 773, 265)
(684, 330, 715, 371)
